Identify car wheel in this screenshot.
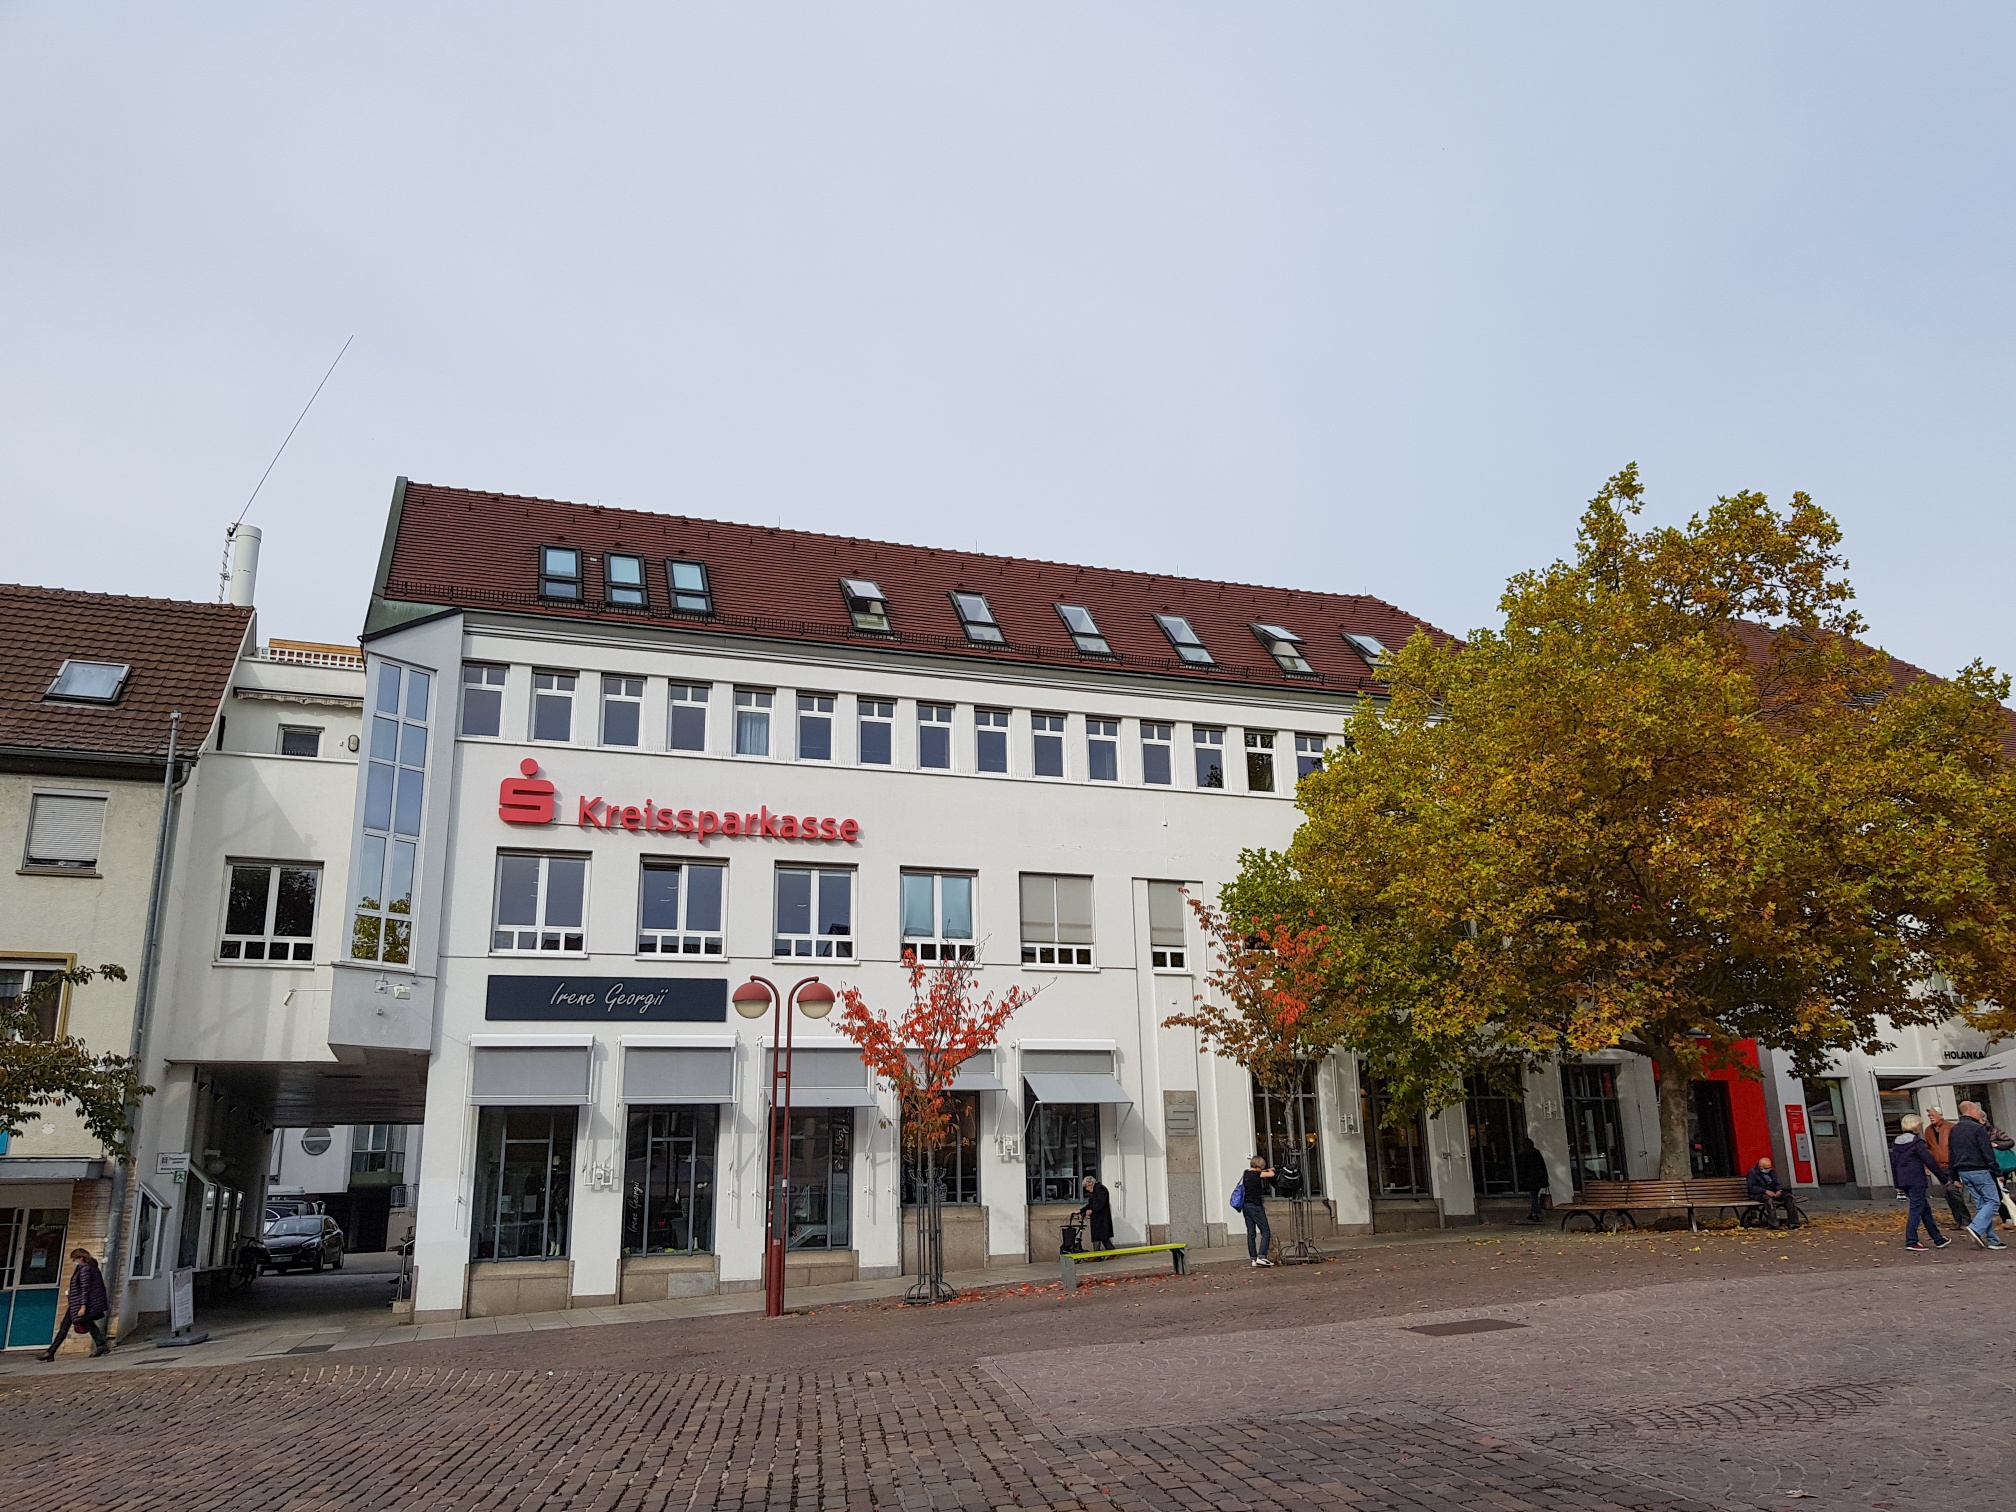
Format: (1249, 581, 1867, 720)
(332, 1251, 343, 1271)
(310, 1254, 323, 1274)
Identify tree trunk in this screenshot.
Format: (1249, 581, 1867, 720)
(1649, 1043, 1693, 1180)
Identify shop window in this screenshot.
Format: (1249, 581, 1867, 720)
(350, 1125, 407, 1179)
(492, 852, 587, 953)
(278, 725, 322, 757)
(1031, 713, 1065, 778)
(605, 553, 647, 607)
(600, 675, 644, 747)
(24, 792, 106, 871)
(1020, 873, 1094, 967)
(667, 560, 712, 614)
(219, 862, 320, 962)
(1025, 1101, 1099, 1203)
(1245, 731, 1276, 792)
(638, 859, 725, 956)
(918, 703, 952, 769)
(1251, 623, 1313, 675)
(1464, 1074, 1534, 1196)
(1086, 719, 1118, 782)
(975, 708, 1009, 773)
(1877, 1075, 1926, 1140)
(1154, 613, 1214, 666)
(21, 1209, 67, 1285)
(624, 1105, 719, 1254)
(1253, 1064, 1325, 1197)
(1295, 734, 1326, 780)
(668, 683, 709, 752)
(841, 578, 890, 633)
(734, 688, 772, 756)
(1193, 727, 1225, 789)
(798, 694, 835, 761)
(1148, 881, 1188, 970)
(775, 867, 854, 959)
(950, 591, 1004, 644)
(531, 672, 575, 743)
(1055, 603, 1110, 656)
(351, 662, 429, 965)
(0, 963, 67, 1040)
(786, 1108, 852, 1249)
(471, 1106, 576, 1260)
(902, 1092, 980, 1206)
(1362, 1077, 1432, 1196)
(461, 663, 507, 737)
(858, 698, 894, 765)
(539, 546, 581, 600)
(901, 871, 975, 962)
(1561, 1064, 1628, 1186)
(1141, 722, 1173, 786)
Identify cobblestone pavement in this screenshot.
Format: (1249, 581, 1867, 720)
(0, 1228, 2004, 1510)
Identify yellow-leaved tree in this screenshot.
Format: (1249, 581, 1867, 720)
(1258, 466, 2016, 1178)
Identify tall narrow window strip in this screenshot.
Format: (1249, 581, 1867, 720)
(605, 554, 647, 607)
(1055, 604, 1111, 656)
(351, 660, 428, 965)
(950, 592, 1004, 644)
(1154, 613, 1214, 665)
(1147, 881, 1188, 969)
(667, 560, 713, 614)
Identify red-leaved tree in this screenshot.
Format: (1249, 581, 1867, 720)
(835, 952, 1036, 1299)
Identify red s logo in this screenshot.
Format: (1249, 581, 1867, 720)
(499, 758, 556, 824)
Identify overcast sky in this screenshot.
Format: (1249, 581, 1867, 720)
(4, 6, 2011, 678)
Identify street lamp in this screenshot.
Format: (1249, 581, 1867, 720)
(735, 974, 837, 1317)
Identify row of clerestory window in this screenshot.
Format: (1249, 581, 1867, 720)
(533, 547, 1390, 672)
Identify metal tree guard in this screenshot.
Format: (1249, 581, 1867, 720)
(1278, 1061, 1325, 1264)
(905, 1141, 955, 1304)
(733, 974, 836, 1318)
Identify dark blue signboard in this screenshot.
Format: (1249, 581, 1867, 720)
(484, 975, 729, 1023)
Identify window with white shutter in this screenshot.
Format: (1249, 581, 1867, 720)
(25, 794, 107, 870)
(1020, 874, 1095, 967)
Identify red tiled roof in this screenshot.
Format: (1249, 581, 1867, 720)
(0, 585, 251, 759)
(377, 481, 1451, 692)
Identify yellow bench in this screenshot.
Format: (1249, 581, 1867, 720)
(1059, 1242, 1188, 1290)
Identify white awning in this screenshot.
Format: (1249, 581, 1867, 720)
(621, 1045, 735, 1104)
(765, 1045, 876, 1107)
(904, 1047, 1006, 1092)
(1901, 1046, 2016, 1089)
(1024, 1073, 1132, 1108)
(470, 1042, 594, 1105)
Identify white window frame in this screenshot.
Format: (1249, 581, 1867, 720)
(1148, 881, 1189, 971)
(797, 693, 836, 762)
(734, 688, 773, 757)
(23, 790, 108, 872)
(1031, 713, 1065, 779)
(975, 708, 1010, 774)
(637, 859, 727, 958)
(1245, 730, 1277, 793)
(277, 724, 323, 758)
(858, 698, 894, 765)
(461, 662, 507, 738)
(1086, 718, 1119, 782)
(600, 674, 645, 747)
(1193, 727, 1226, 789)
(1141, 721, 1174, 786)
(918, 702, 953, 769)
(491, 852, 589, 955)
(901, 871, 976, 963)
(668, 682, 709, 752)
(217, 860, 323, 964)
(1295, 734, 1327, 780)
(1020, 873, 1095, 968)
(774, 866, 855, 960)
(531, 671, 577, 743)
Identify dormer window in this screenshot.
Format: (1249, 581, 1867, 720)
(45, 660, 131, 703)
(605, 554, 646, 607)
(1343, 632, 1388, 664)
(950, 592, 1004, 645)
(667, 560, 713, 615)
(540, 546, 582, 600)
(1154, 613, 1214, 666)
(1252, 623, 1313, 675)
(1055, 604, 1110, 656)
(842, 578, 890, 633)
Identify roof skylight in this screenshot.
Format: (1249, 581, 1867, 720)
(1055, 603, 1111, 656)
(1342, 632, 1389, 664)
(605, 553, 646, 608)
(46, 659, 132, 703)
(841, 578, 891, 633)
(1154, 613, 1215, 666)
(667, 559, 712, 615)
(1251, 624, 1314, 675)
(950, 592, 1004, 645)
(539, 546, 581, 600)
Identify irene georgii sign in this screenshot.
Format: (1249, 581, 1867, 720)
(484, 975, 729, 1023)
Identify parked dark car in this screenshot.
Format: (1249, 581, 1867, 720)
(260, 1215, 346, 1274)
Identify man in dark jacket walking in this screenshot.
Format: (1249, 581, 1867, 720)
(1891, 1116, 1950, 1252)
(1744, 1157, 1801, 1228)
(38, 1248, 110, 1360)
(1515, 1137, 1550, 1223)
(1949, 1101, 2007, 1250)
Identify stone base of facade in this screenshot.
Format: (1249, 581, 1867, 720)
(619, 1254, 718, 1304)
(1370, 1198, 1476, 1233)
(900, 1205, 988, 1275)
(466, 1258, 571, 1317)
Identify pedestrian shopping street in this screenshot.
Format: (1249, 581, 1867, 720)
(3, 1217, 2008, 1510)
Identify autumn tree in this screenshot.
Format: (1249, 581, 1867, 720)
(834, 953, 1034, 1300)
(1162, 895, 1348, 1255)
(1272, 466, 2016, 1178)
(2, 965, 152, 1160)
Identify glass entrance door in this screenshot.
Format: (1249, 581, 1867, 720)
(785, 1109, 852, 1250)
(1804, 1079, 1857, 1185)
(0, 1207, 67, 1350)
(1562, 1065, 1628, 1187)
(1688, 1081, 1737, 1176)
(1362, 1078, 1432, 1196)
(1465, 1076, 1533, 1195)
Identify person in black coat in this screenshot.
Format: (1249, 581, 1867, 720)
(1890, 1115, 1950, 1251)
(1076, 1175, 1115, 1251)
(37, 1248, 110, 1360)
(1514, 1138, 1550, 1222)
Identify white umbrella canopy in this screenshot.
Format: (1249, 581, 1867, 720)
(1902, 1045, 2016, 1090)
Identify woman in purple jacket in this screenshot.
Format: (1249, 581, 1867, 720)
(37, 1248, 110, 1360)
(1891, 1115, 1951, 1253)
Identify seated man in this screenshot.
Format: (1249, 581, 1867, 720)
(1745, 1156, 1801, 1228)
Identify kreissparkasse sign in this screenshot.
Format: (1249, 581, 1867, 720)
(498, 759, 861, 843)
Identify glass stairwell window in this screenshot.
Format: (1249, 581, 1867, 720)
(1021, 874, 1094, 966)
(902, 871, 975, 962)
(351, 662, 429, 965)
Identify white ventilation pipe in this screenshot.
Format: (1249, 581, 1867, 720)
(226, 524, 263, 607)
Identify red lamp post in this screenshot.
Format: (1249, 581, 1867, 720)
(734, 974, 837, 1318)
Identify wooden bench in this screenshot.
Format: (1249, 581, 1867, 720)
(1555, 1178, 1765, 1234)
(1059, 1242, 1188, 1290)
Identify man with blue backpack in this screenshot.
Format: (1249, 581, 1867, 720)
(1232, 1156, 1276, 1267)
